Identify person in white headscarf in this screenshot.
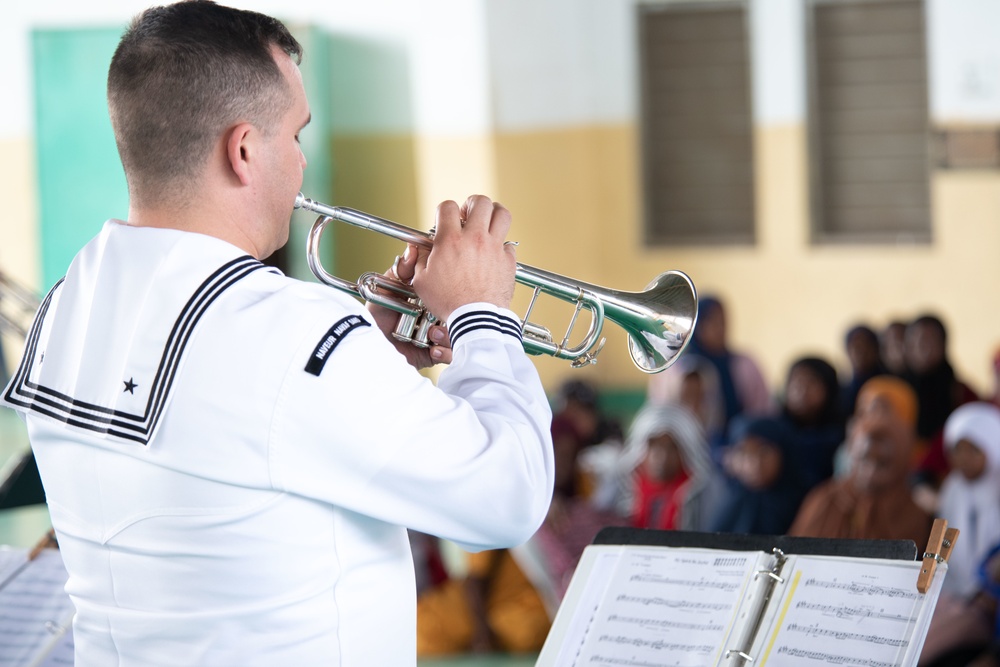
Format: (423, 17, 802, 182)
(610, 403, 726, 532)
(939, 402, 1000, 598)
(919, 402, 1000, 666)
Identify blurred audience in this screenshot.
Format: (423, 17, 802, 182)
(709, 416, 805, 536)
(937, 403, 1000, 600)
(788, 376, 933, 548)
(781, 356, 846, 490)
(611, 403, 725, 532)
(881, 320, 909, 376)
(649, 295, 772, 453)
(840, 324, 888, 417)
(644, 354, 726, 447)
(903, 314, 979, 506)
(414, 306, 1000, 661)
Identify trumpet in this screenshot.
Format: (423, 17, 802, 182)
(295, 194, 697, 373)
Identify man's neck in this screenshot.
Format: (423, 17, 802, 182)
(127, 199, 262, 258)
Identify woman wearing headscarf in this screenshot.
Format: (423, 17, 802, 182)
(937, 402, 1000, 599)
(781, 356, 846, 490)
(708, 416, 807, 536)
(918, 402, 1000, 667)
(613, 403, 725, 533)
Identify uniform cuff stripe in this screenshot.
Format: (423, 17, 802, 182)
(450, 311, 523, 345)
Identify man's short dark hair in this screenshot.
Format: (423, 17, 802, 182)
(108, 0, 302, 206)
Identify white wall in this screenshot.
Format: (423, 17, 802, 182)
(0, 0, 493, 142)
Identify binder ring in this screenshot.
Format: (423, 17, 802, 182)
(754, 569, 785, 583)
(724, 649, 755, 663)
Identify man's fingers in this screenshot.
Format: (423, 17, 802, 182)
(389, 244, 420, 284)
(488, 202, 512, 239)
(434, 200, 463, 241)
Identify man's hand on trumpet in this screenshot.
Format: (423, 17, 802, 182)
(413, 195, 518, 319)
(367, 194, 517, 370)
(367, 243, 453, 369)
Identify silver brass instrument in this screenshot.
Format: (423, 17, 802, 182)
(295, 193, 697, 373)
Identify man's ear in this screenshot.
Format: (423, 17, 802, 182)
(225, 122, 255, 186)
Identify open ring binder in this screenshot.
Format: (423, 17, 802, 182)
(536, 524, 954, 667)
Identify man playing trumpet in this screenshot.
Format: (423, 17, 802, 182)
(1, 2, 554, 665)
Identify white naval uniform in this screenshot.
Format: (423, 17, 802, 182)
(2, 220, 554, 666)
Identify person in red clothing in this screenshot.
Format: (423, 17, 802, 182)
(617, 404, 724, 532)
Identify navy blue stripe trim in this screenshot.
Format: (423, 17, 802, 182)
(449, 310, 523, 345)
(4, 255, 267, 444)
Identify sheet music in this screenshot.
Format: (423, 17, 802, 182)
(0, 548, 74, 667)
(753, 555, 944, 667)
(0, 546, 29, 588)
(573, 547, 771, 666)
(547, 548, 624, 667)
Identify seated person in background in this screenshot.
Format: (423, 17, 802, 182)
(416, 547, 550, 657)
(918, 403, 1000, 667)
(840, 324, 888, 417)
(644, 353, 726, 449)
(709, 416, 806, 536)
(610, 403, 725, 532)
(937, 402, 1000, 600)
(549, 379, 615, 500)
(788, 376, 933, 548)
(904, 314, 978, 503)
(881, 320, 909, 377)
(781, 356, 846, 490)
(648, 295, 773, 453)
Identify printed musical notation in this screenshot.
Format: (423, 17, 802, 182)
(573, 548, 769, 667)
(0, 547, 74, 667)
(536, 543, 944, 667)
(755, 556, 937, 667)
(774, 646, 898, 667)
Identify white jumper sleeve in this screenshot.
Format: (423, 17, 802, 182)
(268, 299, 555, 551)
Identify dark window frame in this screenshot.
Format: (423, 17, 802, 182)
(638, 0, 757, 247)
(806, 0, 933, 245)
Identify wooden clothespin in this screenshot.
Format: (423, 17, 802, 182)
(28, 528, 58, 561)
(917, 518, 960, 593)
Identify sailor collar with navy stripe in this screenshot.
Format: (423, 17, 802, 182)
(1, 221, 278, 446)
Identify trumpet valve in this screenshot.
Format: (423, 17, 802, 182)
(393, 298, 437, 349)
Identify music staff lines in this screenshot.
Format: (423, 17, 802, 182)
(785, 623, 909, 648)
(614, 594, 731, 611)
(794, 601, 915, 624)
(627, 574, 741, 592)
(595, 634, 715, 654)
(802, 578, 919, 601)
(606, 614, 724, 633)
(776, 646, 897, 667)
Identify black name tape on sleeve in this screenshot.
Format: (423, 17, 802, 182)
(304, 315, 371, 376)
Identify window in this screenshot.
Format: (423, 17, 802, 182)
(808, 0, 931, 243)
(639, 2, 755, 245)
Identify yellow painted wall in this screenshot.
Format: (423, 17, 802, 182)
(0, 137, 40, 369)
(491, 122, 1000, 398)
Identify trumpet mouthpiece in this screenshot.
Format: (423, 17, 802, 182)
(293, 192, 306, 210)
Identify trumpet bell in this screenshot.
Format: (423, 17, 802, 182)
(622, 271, 698, 373)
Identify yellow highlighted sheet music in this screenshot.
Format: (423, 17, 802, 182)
(536, 544, 945, 667)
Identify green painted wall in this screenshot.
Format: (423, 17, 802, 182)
(289, 25, 335, 281)
(33, 28, 127, 291)
(32, 24, 334, 286)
